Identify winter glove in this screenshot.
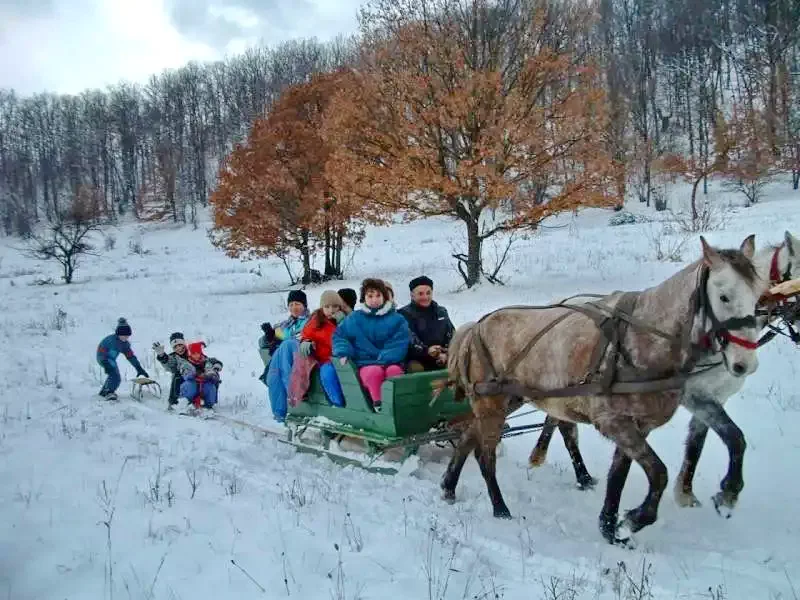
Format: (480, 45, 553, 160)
(137, 369, 150, 379)
(152, 342, 165, 355)
(299, 340, 315, 357)
(333, 310, 347, 324)
(260, 322, 275, 341)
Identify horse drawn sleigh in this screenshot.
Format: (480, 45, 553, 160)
(262, 232, 798, 546)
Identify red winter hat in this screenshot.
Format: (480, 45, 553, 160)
(187, 341, 206, 355)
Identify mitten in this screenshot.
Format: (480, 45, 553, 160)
(260, 322, 275, 341)
(299, 340, 315, 357)
(152, 342, 165, 355)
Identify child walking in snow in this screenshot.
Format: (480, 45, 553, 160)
(96, 317, 149, 401)
(176, 341, 223, 412)
(332, 279, 410, 408)
(288, 290, 348, 407)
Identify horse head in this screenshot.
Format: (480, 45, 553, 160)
(698, 234, 762, 378)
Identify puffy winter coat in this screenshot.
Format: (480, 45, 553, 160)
(332, 302, 410, 367)
(300, 317, 337, 363)
(96, 334, 145, 373)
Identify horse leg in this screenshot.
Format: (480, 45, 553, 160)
(598, 446, 633, 545)
(441, 421, 479, 504)
(558, 421, 597, 490)
(474, 408, 512, 519)
(674, 416, 709, 507)
(681, 393, 746, 517)
(596, 419, 667, 546)
(528, 415, 558, 467)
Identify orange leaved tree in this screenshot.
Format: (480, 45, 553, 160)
(323, 0, 619, 287)
(210, 70, 374, 283)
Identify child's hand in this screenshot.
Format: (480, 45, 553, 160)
(299, 341, 315, 357)
(260, 322, 275, 340)
(152, 342, 165, 355)
(339, 357, 348, 366)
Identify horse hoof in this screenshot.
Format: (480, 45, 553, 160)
(441, 488, 456, 505)
(493, 506, 512, 519)
(674, 489, 702, 508)
(576, 476, 598, 491)
(528, 451, 546, 467)
(712, 492, 735, 519)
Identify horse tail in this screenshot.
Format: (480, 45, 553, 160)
(430, 321, 477, 402)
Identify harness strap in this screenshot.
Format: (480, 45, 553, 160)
(473, 373, 691, 401)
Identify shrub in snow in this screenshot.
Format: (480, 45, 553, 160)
(608, 211, 649, 227)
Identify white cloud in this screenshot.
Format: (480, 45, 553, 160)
(0, 0, 362, 95)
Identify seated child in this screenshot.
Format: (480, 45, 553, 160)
(176, 341, 223, 410)
(153, 331, 188, 409)
(288, 290, 348, 407)
(332, 278, 410, 408)
(96, 317, 149, 401)
(258, 290, 310, 384)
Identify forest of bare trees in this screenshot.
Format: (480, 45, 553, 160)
(1, 0, 798, 240)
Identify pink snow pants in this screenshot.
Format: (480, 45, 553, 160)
(358, 364, 404, 404)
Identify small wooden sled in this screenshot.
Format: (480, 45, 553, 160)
(131, 376, 162, 400)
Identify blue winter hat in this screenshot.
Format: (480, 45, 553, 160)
(115, 317, 132, 336)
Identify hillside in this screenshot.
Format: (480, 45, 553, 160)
(1, 181, 799, 600)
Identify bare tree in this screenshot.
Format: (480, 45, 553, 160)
(24, 187, 102, 283)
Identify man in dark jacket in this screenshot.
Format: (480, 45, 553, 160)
(398, 275, 455, 372)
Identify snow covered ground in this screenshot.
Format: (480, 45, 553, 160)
(2, 180, 800, 600)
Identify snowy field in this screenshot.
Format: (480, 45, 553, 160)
(2, 181, 800, 600)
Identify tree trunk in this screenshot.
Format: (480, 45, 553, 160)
(691, 176, 702, 222)
(300, 229, 311, 282)
(64, 255, 74, 284)
(461, 217, 482, 288)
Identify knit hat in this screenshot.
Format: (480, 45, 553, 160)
(287, 289, 308, 308)
(337, 288, 357, 312)
(187, 341, 206, 356)
(320, 289, 345, 310)
(359, 278, 391, 304)
(169, 331, 186, 349)
(115, 317, 132, 336)
(409, 275, 434, 291)
(384, 281, 395, 300)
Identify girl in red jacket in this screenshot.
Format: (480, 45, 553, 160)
(288, 290, 348, 407)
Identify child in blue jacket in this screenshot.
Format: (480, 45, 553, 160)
(332, 278, 410, 408)
(96, 317, 149, 400)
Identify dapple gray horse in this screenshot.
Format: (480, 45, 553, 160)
(527, 231, 797, 511)
(435, 236, 765, 545)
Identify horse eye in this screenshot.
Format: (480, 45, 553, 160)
(720, 294, 730, 303)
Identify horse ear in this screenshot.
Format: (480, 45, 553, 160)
(785, 230, 797, 256)
(740, 234, 755, 260)
(700, 236, 722, 268)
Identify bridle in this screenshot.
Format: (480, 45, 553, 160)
(694, 265, 759, 354)
(756, 244, 798, 347)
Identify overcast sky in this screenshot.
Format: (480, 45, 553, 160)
(0, 0, 364, 96)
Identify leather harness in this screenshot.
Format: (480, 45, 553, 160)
(465, 264, 760, 401)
